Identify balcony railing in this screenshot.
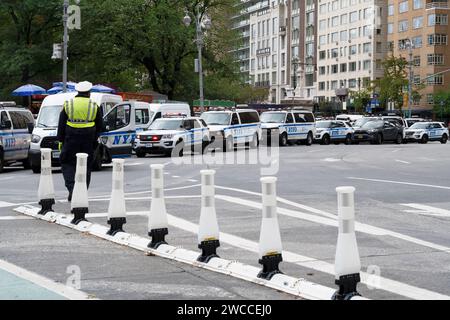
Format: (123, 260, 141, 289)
(426, 2, 448, 9)
(255, 81, 271, 88)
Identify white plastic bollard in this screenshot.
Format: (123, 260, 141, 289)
(37, 148, 55, 215)
(148, 164, 169, 249)
(257, 177, 283, 280)
(71, 153, 89, 225)
(107, 159, 127, 236)
(333, 186, 362, 300)
(197, 170, 220, 263)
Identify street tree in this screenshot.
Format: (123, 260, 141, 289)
(433, 90, 450, 122)
(349, 89, 371, 113)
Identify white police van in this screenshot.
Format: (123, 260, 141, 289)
(315, 120, 354, 145)
(0, 102, 35, 173)
(201, 109, 261, 151)
(404, 122, 449, 144)
(133, 117, 210, 157)
(30, 92, 123, 173)
(260, 110, 316, 146)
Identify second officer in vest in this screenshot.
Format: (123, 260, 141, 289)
(57, 81, 104, 201)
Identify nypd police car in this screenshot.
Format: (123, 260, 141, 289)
(260, 110, 316, 146)
(315, 120, 354, 145)
(201, 109, 261, 151)
(404, 122, 449, 144)
(133, 117, 210, 157)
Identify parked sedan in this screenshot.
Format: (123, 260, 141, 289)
(352, 120, 404, 144)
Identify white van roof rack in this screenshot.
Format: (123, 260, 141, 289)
(0, 101, 17, 108)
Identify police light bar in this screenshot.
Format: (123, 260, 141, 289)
(0, 101, 17, 108)
(163, 113, 188, 118)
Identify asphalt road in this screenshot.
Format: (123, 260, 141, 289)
(1, 141, 450, 300)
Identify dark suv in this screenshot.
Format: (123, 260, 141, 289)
(353, 120, 403, 144)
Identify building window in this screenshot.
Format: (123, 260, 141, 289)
(413, 56, 421, 66)
(387, 23, 394, 34)
(332, 0, 339, 11)
(350, 45, 357, 55)
(399, 1, 408, 14)
(427, 74, 443, 85)
(363, 60, 371, 70)
(399, 20, 408, 32)
(331, 64, 338, 74)
(387, 41, 394, 51)
(319, 19, 327, 31)
(341, 0, 349, 8)
(412, 36, 422, 48)
(319, 66, 326, 75)
(363, 8, 373, 20)
(427, 94, 434, 104)
(331, 48, 339, 58)
(427, 54, 444, 65)
(413, 75, 421, 85)
(428, 14, 448, 26)
(332, 32, 339, 43)
(332, 16, 339, 27)
(388, 4, 394, 16)
(319, 82, 326, 91)
(340, 30, 348, 41)
(363, 42, 372, 54)
(341, 14, 348, 25)
(363, 25, 371, 37)
(413, 0, 423, 10)
(376, 59, 382, 69)
(349, 62, 357, 71)
(428, 34, 448, 45)
(340, 63, 347, 73)
(319, 50, 326, 60)
(350, 11, 358, 23)
(320, 4, 327, 14)
(348, 79, 357, 88)
(272, 54, 277, 67)
(413, 16, 423, 29)
(319, 35, 327, 45)
(349, 28, 358, 39)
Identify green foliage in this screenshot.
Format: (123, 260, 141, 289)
(350, 89, 371, 113)
(433, 90, 450, 120)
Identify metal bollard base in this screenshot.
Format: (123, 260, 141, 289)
(148, 228, 168, 249)
(38, 199, 55, 215)
(107, 217, 127, 236)
(258, 254, 283, 280)
(71, 207, 88, 225)
(332, 273, 362, 300)
(197, 239, 220, 263)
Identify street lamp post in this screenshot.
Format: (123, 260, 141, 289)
(184, 9, 211, 115)
(406, 39, 414, 118)
(62, 0, 69, 93)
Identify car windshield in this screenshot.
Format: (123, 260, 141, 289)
(316, 121, 332, 128)
(362, 121, 383, 129)
(37, 106, 61, 128)
(354, 118, 376, 127)
(201, 113, 231, 126)
(260, 113, 286, 123)
(148, 119, 183, 130)
(406, 119, 422, 127)
(384, 118, 403, 126)
(410, 123, 430, 129)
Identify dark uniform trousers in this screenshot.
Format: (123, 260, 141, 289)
(60, 126, 97, 194)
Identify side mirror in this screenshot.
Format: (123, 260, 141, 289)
(0, 120, 12, 129)
(27, 122, 35, 134)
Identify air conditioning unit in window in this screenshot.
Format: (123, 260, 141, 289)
(369, 35, 372, 39)
(348, 40, 352, 43)
(368, 53, 372, 57)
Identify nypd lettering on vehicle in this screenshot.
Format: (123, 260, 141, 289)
(315, 127, 353, 140)
(223, 124, 260, 142)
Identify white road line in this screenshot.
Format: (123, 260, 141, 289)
(215, 194, 450, 252)
(392, 149, 401, 153)
(0, 259, 94, 300)
(164, 213, 449, 300)
(187, 179, 198, 183)
(395, 160, 411, 164)
(0, 201, 16, 208)
(348, 177, 450, 190)
(87, 184, 201, 199)
(85, 195, 201, 203)
(0, 216, 34, 221)
(322, 158, 341, 162)
(401, 204, 450, 218)
(172, 176, 181, 178)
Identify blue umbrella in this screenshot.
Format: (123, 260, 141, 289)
(52, 81, 77, 89)
(12, 84, 46, 96)
(91, 84, 115, 93)
(47, 86, 77, 95)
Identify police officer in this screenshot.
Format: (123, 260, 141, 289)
(57, 81, 103, 201)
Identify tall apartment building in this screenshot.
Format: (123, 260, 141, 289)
(316, 0, 387, 104)
(387, 0, 450, 111)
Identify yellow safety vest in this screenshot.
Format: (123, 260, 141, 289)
(64, 97, 99, 129)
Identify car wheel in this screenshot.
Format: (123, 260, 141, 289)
(174, 140, 185, 157)
(376, 134, 383, 145)
(279, 133, 288, 147)
(22, 157, 32, 170)
(306, 132, 313, 146)
(344, 134, 352, 145)
(202, 139, 210, 154)
(441, 134, 448, 144)
(135, 150, 147, 158)
(420, 135, 429, 144)
(395, 134, 403, 144)
(321, 134, 331, 145)
(0, 151, 4, 174)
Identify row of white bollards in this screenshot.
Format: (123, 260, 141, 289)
(36, 154, 362, 300)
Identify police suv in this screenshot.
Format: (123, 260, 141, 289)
(0, 102, 35, 173)
(201, 109, 261, 151)
(133, 117, 210, 157)
(315, 120, 354, 145)
(404, 122, 449, 144)
(260, 110, 316, 146)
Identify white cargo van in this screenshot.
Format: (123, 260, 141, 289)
(29, 92, 123, 173)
